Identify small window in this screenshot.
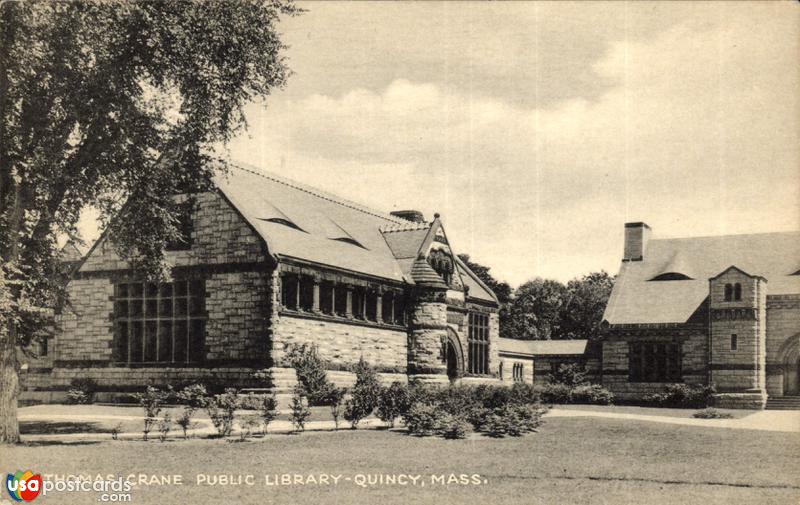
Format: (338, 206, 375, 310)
(724, 283, 733, 301)
(319, 282, 334, 315)
(733, 283, 742, 301)
(730, 334, 738, 351)
(38, 338, 48, 357)
(513, 363, 524, 383)
(281, 274, 299, 310)
(298, 276, 315, 311)
(498, 361, 504, 380)
(365, 290, 378, 322)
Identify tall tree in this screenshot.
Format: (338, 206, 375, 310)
(560, 271, 615, 341)
(503, 278, 567, 340)
(457, 254, 512, 305)
(0, 0, 298, 444)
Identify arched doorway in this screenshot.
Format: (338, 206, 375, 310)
(444, 328, 465, 382)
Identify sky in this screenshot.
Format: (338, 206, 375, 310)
(83, 1, 800, 287)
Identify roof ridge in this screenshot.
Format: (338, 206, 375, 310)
(217, 159, 405, 225)
(652, 230, 800, 242)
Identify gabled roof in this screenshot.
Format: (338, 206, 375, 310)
(213, 163, 499, 306)
(214, 163, 408, 281)
(604, 230, 800, 325)
(498, 338, 588, 356)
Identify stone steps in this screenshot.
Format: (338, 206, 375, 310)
(765, 396, 800, 410)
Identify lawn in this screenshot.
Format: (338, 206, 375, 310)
(4, 416, 798, 505)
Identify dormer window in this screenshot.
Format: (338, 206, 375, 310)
(650, 273, 692, 281)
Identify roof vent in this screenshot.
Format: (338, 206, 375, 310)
(390, 210, 425, 223)
(259, 217, 306, 233)
(650, 272, 693, 281)
(331, 237, 367, 249)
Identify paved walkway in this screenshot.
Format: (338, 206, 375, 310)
(16, 405, 800, 442)
(546, 407, 800, 432)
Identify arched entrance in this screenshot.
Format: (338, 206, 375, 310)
(778, 334, 799, 395)
(444, 328, 465, 382)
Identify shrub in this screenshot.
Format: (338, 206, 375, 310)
(403, 403, 445, 437)
(65, 378, 98, 404)
(693, 408, 733, 419)
(205, 388, 242, 437)
(321, 385, 347, 430)
(466, 407, 492, 432)
(509, 382, 541, 405)
(257, 393, 279, 434)
(537, 383, 573, 404)
(131, 386, 172, 441)
(239, 414, 262, 440)
(511, 404, 545, 433)
(643, 384, 716, 408)
(287, 343, 333, 406)
(483, 411, 511, 438)
(377, 382, 412, 427)
(549, 363, 588, 387)
(437, 384, 481, 414)
(157, 414, 171, 442)
(110, 422, 122, 441)
(571, 384, 614, 405)
(441, 414, 471, 440)
(175, 384, 209, 439)
(343, 358, 382, 429)
(290, 386, 311, 432)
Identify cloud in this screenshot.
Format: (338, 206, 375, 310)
(230, 3, 798, 286)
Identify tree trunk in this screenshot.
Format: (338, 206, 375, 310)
(0, 328, 20, 443)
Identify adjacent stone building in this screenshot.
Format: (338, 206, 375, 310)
(601, 223, 800, 408)
(497, 338, 593, 385)
(21, 164, 502, 402)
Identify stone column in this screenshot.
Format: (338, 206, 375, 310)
(312, 277, 320, 314)
(376, 289, 383, 324)
(407, 287, 449, 384)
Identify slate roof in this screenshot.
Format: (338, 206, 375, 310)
(603, 230, 800, 325)
(213, 162, 499, 305)
(498, 338, 588, 356)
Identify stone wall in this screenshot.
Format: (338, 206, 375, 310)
(497, 355, 534, 384)
(33, 190, 271, 395)
(601, 326, 708, 401)
(271, 314, 408, 372)
(408, 293, 448, 381)
(765, 295, 800, 397)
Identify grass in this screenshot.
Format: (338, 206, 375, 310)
(6, 416, 798, 505)
(553, 403, 753, 419)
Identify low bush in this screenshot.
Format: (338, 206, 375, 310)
(65, 378, 98, 405)
(377, 382, 412, 427)
(440, 414, 471, 440)
(403, 403, 445, 437)
(205, 388, 242, 437)
(692, 408, 733, 419)
(549, 363, 588, 387)
(258, 393, 279, 434)
(571, 384, 614, 405)
(290, 386, 311, 432)
(643, 384, 716, 408)
(537, 383, 573, 404)
(239, 414, 262, 440)
(131, 386, 172, 441)
(175, 384, 209, 439)
(157, 414, 171, 442)
(287, 343, 333, 406)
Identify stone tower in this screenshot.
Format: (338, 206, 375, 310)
(407, 253, 450, 383)
(708, 266, 767, 408)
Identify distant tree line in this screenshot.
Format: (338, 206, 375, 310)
(458, 255, 614, 342)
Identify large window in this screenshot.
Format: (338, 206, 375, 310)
(468, 312, 490, 375)
(629, 342, 681, 382)
(724, 283, 742, 301)
(113, 280, 205, 364)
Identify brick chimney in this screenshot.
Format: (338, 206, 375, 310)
(623, 222, 651, 261)
(390, 210, 426, 223)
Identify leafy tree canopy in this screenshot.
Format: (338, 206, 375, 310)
(0, 0, 298, 443)
(457, 254, 512, 305)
